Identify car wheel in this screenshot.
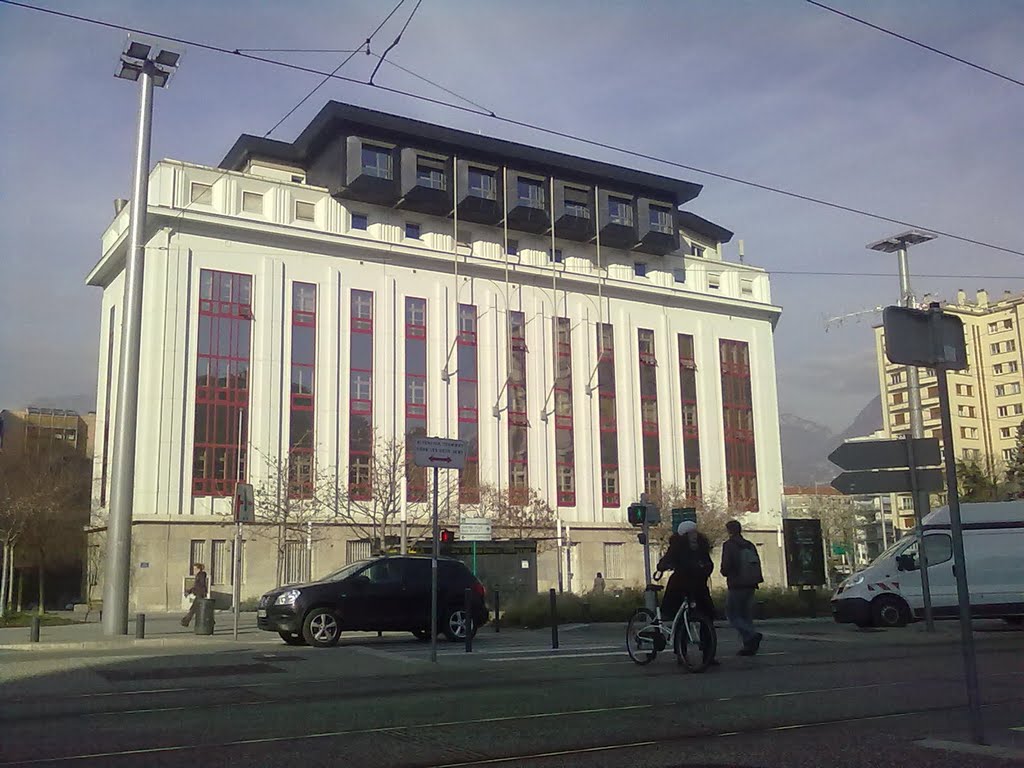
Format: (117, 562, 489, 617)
(871, 595, 909, 628)
(441, 607, 476, 641)
(279, 631, 307, 646)
(412, 629, 432, 641)
(302, 608, 342, 648)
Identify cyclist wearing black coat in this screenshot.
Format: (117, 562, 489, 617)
(657, 521, 716, 624)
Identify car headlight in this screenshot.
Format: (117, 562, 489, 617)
(275, 589, 301, 606)
(845, 574, 865, 587)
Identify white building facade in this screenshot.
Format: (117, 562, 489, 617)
(87, 103, 785, 609)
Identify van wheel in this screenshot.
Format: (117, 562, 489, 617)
(871, 596, 909, 628)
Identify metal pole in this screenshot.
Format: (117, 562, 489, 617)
(935, 360, 984, 745)
(464, 587, 473, 653)
(233, 412, 243, 641)
(565, 524, 573, 594)
(896, 246, 934, 632)
(472, 541, 477, 576)
(103, 63, 155, 636)
(905, 436, 934, 631)
(549, 588, 559, 649)
(430, 465, 439, 663)
(555, 518, 564, 593)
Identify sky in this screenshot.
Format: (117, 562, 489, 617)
(1, 0, 1022, 432)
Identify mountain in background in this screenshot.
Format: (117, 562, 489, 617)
(780, 395, 883, 486)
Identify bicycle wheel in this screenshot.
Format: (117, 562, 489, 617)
(626, 607, 659, 665)
(674, 611, 715, 673)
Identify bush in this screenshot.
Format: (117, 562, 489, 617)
(501, 587, 830, 627)
(0, 612, 82, 628)
(238, 596, 262, 612)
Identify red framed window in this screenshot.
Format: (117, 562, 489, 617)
(597, 323, 619, 507)
(508, 310, 529, 501)
(678, 334, 701, 500)
(405, 297, 428, 502)
(288, 283, 317, 499)
(349, 290, 374, 500)
(193, 269, 252, 497)
(638, 329, 661, 496)
(553, 317, 575, 507)
(457, 304, 480, 503)
(720, 339, 758, 511)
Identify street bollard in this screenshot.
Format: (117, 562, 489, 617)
(549, 588, 559, 649)
(583, 601, 591, 624)
(29, 616, 40, 643)
(136, 613, 146, 639)
(464, 588, 473, 653)
(494, 589, 500, 633)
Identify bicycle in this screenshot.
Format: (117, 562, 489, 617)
(625, 571, 716, 672)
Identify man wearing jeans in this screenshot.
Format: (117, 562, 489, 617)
(720, 520, 763, 656)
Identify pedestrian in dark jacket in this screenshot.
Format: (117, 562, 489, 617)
(181, 563, 208, 628)
(720, 520, 763, 655)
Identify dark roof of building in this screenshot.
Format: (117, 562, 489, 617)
(676, 211, 734, 244)
(221, 101, 708, 203)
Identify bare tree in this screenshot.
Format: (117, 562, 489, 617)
(0, 456, 30, 617)
(476, 484, 556, 545)
(648, 484, 737, 549)
(325, 435, 438, 554)
(251, 450, 332, 587)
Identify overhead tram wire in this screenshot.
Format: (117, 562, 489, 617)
(4, 0, 1024, 259)
(805, 0, 1024, 90)
(368, 0, 424, 85)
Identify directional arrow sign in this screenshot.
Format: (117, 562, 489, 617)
(831, 468, 943, 495)
(413, 437, 467, 469)
(828, 438, 941, 471)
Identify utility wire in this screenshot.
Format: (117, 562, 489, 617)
(806, 0, 1024, 89)
(4, 0, 1023, 259)
(265, 0, 407, 137)
(369, 0, 423, 85)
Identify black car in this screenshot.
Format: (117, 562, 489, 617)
(256, 555, 489, 647)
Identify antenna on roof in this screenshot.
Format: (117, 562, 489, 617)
(738, 239, 745, 263)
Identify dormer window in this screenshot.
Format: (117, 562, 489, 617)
(608, 196, 633, 226)
(361, 144, 392, 180)
(564, 186, 590, 219)
(416, 158, 446, 190)
(517, 178, 545, 209)
(467, 167, 497, 200)
(649, 204, 674, 235)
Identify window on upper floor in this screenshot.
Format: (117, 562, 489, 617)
(351, 213, 368, 231)
(634, 262, 647, 277)
(295, 200, 315, 222)
(960, 426, 978, 439)
(607, 195, 633, 226)
(707, 274, 720, 290)
(564, 186, 590, 219)
(1000, 427, 1013, 439)
(416, 157, 446, 190)
(242, 191, 263, 215)
(361, 144, 392, 179)
(955, 383, 974, 397)
(190, 182, 213, 205)
(996, 382, 1022, 396)
(548, 248, 563, 264)
(649, 204, 674, 235)
(405, 222, 421, 240)
(991, 339, 1017, 354)
(517, 177, 545, 208)
(957, 404, 976, 418)
(889, 372, 903, 385)
(690, 242, 705, 258)
(741, 280, 754, 297)
(507, 239, 519, 256)
(1003, 448, 1016, 461)
(467, 167, 496, 200)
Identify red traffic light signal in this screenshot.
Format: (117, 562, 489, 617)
(440, 529, 454, 544)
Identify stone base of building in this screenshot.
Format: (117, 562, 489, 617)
(85, 520, 786, 613)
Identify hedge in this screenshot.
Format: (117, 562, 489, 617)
(500, 587, 832, 628)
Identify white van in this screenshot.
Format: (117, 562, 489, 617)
(832, 500, 1024, 628)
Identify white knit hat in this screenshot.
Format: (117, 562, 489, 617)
(677, 520, 697, 536)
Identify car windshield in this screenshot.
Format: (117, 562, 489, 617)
(319, 561, 370, 583)
(871, 535, 914, 565)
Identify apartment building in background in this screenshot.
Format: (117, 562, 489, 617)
(86, 102, 785, 610)
(0, 407, 96, 459)
(875, 288, 1024, 530)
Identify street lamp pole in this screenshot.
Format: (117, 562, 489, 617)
(102, 37, 182, 636)
(867, 230, 936, 632)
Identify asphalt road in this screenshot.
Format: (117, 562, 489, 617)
(1, 619, 1022, 767)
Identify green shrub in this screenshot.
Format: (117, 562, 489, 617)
(501, 587, 830, 627)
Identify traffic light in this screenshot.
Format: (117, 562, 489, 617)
(628, 502, 661, 526)
(439, 529, 454, 555)
(627, 503, 647, 526)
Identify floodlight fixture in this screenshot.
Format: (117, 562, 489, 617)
(114, 34, 183, 88)
(866, 230, 937, 254)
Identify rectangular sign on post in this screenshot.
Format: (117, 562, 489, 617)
(413, 437, 467, 470)
(783, 519, 826, 587)
(459, 517, 492, 542)
(828, 438, 941, 471)
(883, 305, 968, 370)
(831, 467, 944, 495)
